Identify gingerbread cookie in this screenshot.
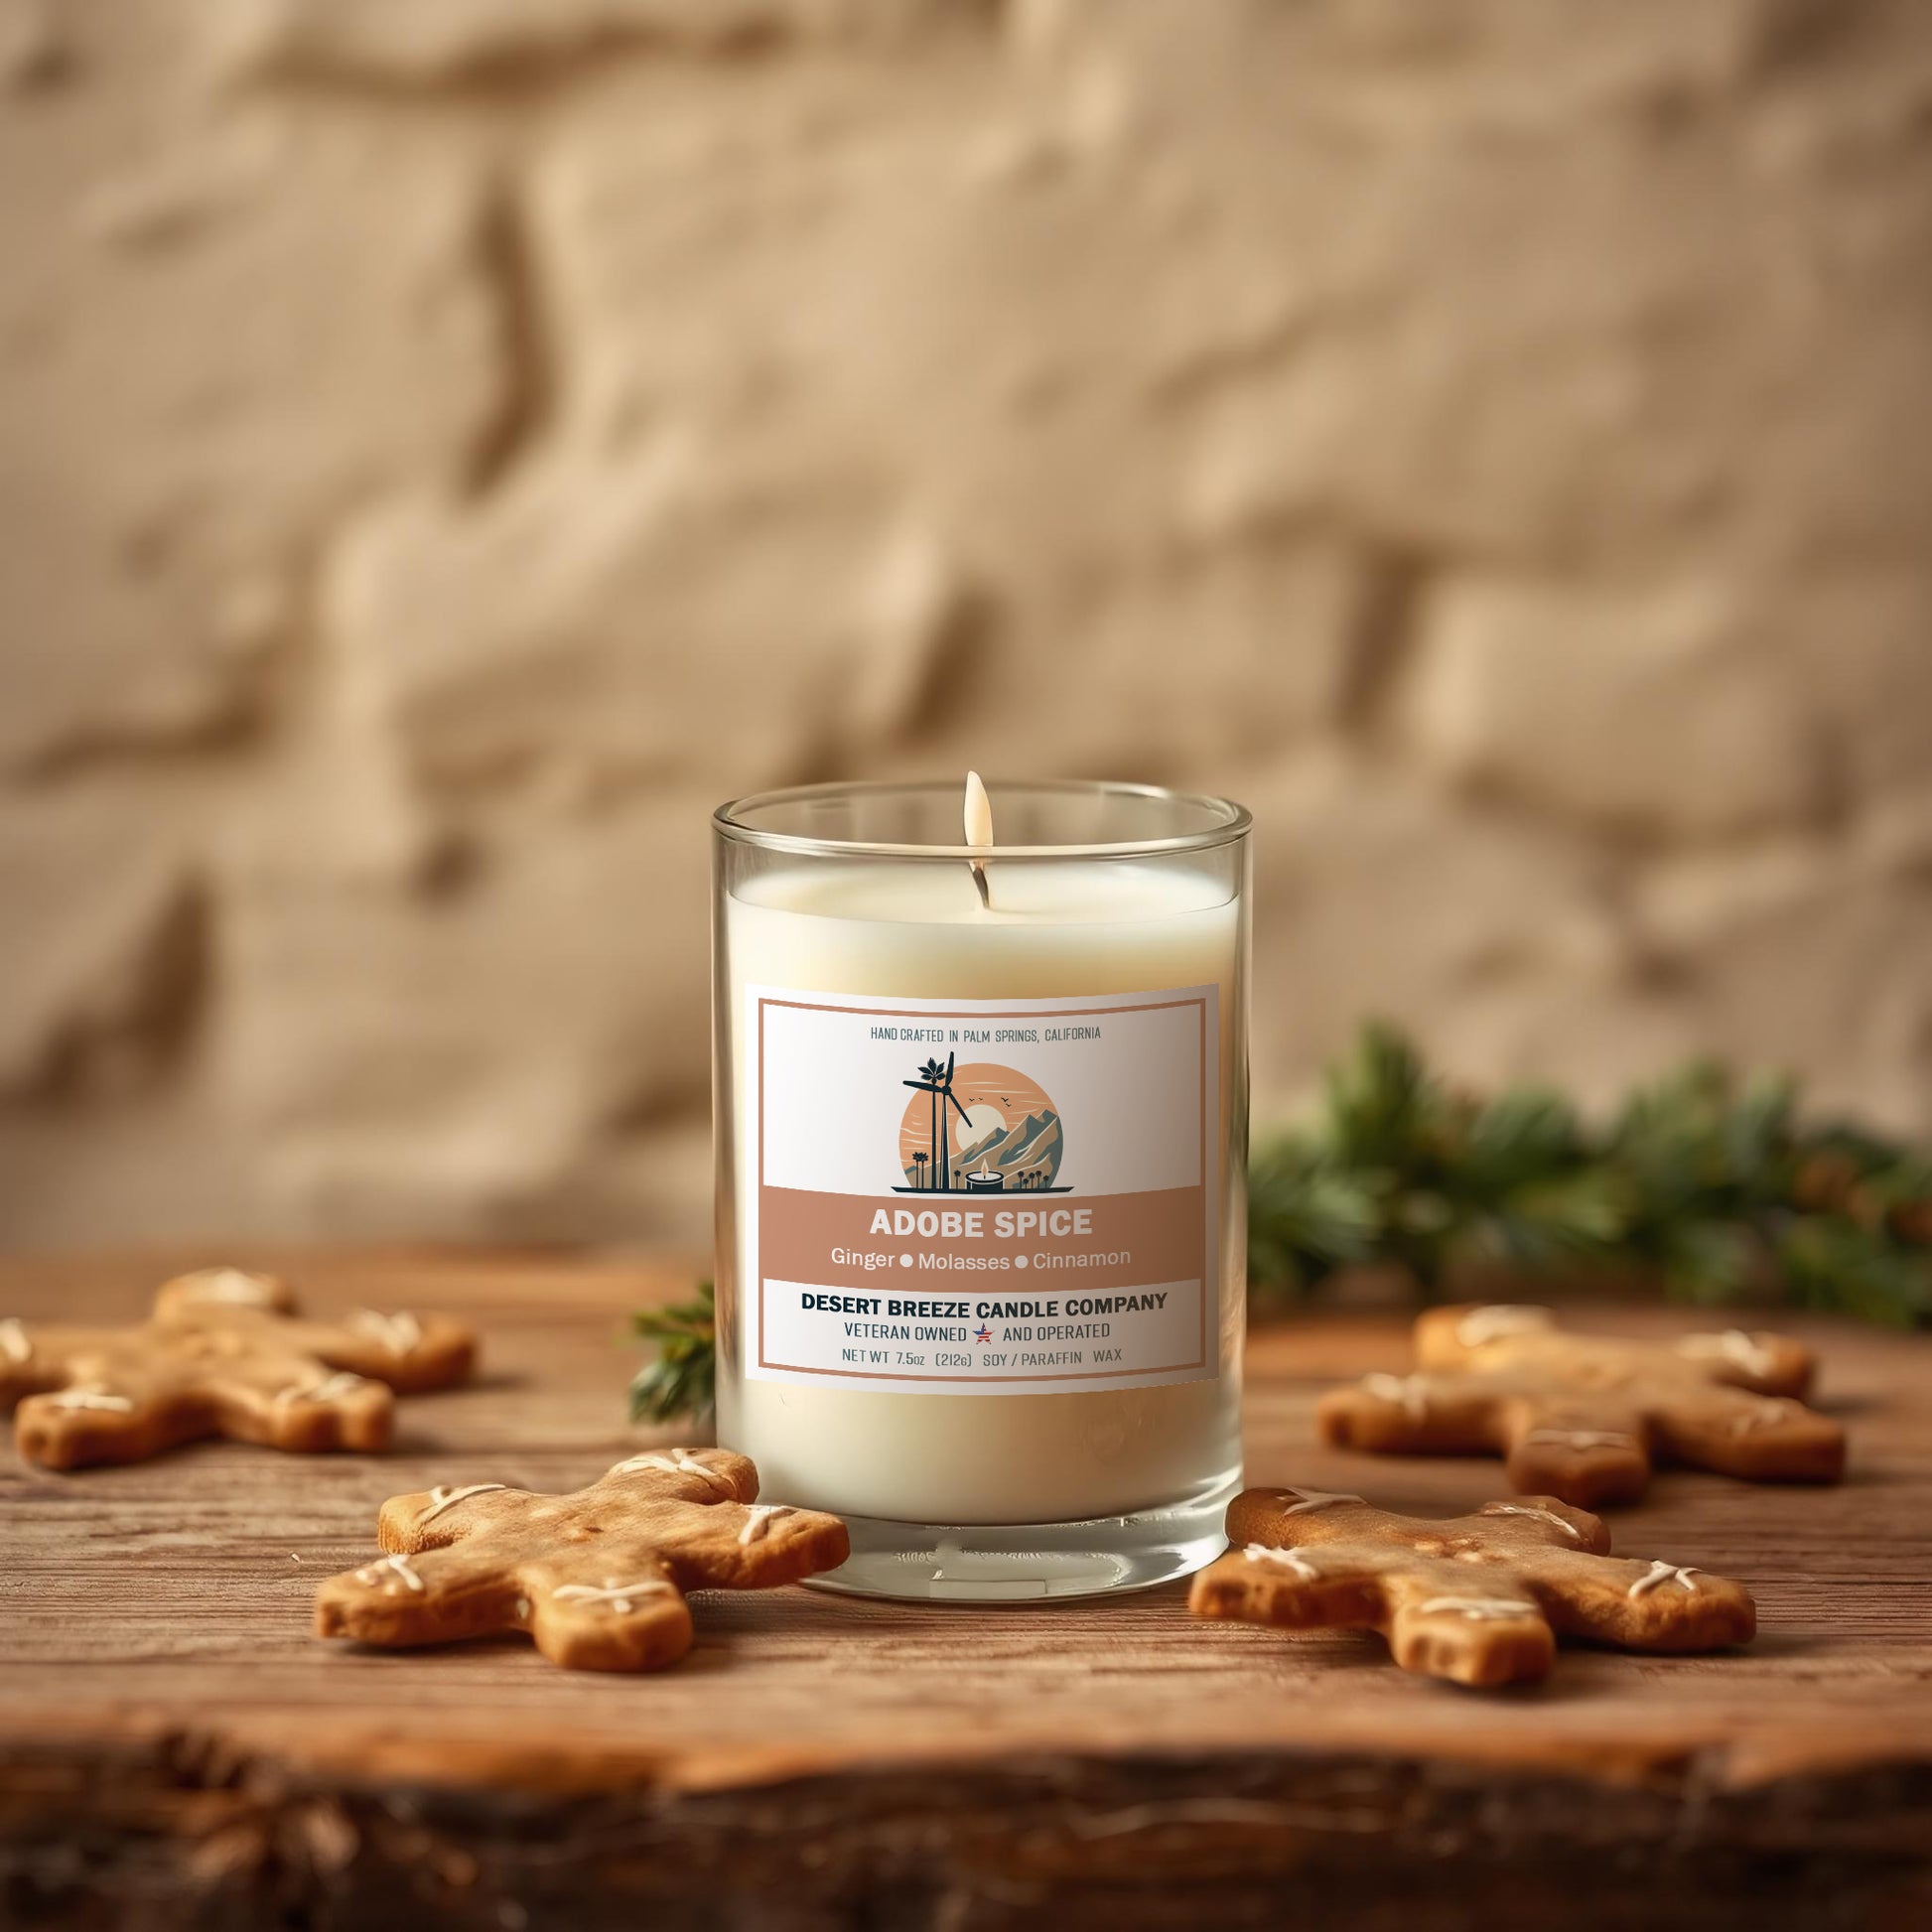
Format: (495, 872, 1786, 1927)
(1, 1267, 476, 1470)
(1315, 1304, 1845, 1506)
(1190, 1484, 1755, 1687)
(315, 1448, 848, 1671)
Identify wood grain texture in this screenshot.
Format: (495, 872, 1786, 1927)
(1, 1248, 1929, 1928)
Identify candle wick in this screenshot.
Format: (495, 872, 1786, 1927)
(964, 770, 993, 909)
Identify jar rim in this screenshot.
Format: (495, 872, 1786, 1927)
(714, 778, 1252, 863)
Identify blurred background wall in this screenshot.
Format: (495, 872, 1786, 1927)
(3, 0, 1931, 1249)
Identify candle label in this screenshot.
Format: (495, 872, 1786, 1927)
(744, 985, 1220, 1397)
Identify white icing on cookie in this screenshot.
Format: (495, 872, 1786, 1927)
(276, 1371, 368, 1407)
(174, 1268, 277, 1307)
(737, 1504, 795, 1546)
(1729, 1398, 1795, 1436)
(1455, 1306, 1551, 1348)
(1416, 1595, 1538, 1621)
(46, 1388, 134, 1413)
(1677, 1329, 1777, 1379)
(1277, 1488, 1366, 1516)
(1628, 1560, 1700, 1598)
(350, 1310, 422, 1355)
(1244, 1543, 1318, 1580)
(552, 1578, 675, 1614)
(611, 1449, 734, 1494)
(0, 1318, 30, 1365)
(1480, 1502, 1583, 1540)
(1363, 1372, 1430, 1420)
(418, 1483, 508, 1526)
(356, 1554, 425, 1593)
(1525, 1428, 1636, 1450)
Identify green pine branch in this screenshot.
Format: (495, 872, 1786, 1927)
(628, 1281, 716, 1426)
(1248, 1024, 1932, 1326)
(629, 1027, 1932, 1423)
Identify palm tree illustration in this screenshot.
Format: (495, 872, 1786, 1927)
(911, 1151, 927, 1190)
(904, 1053, 972, 1190)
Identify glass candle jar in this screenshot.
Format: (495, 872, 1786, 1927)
(713, 779, 1250, 1600)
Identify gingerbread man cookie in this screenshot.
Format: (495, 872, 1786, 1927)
(1, 1268, 476, 1470)
(315, 1448, 848, 1671)
(1315, 1304, 1845, 1506)
(1189, 1484, 1755, 1687)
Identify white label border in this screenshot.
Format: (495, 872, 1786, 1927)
(742, 983, 1221, 1398)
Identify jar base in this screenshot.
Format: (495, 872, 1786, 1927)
(801, 1467, 1241, 1602)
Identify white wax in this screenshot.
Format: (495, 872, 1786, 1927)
(720, 860, 1245, 1524)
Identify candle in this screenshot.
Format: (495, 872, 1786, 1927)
(713, 779, 1250, 1599)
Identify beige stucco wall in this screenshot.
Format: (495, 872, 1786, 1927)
(4, 0, 1931, 1248)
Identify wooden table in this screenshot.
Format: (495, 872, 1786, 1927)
(1, 1249, 1928, 1929)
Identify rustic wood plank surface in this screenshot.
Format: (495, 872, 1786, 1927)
(1, 1247, 1929, 1929)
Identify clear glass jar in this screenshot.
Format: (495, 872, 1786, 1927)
(713, 779, 1250, 1600)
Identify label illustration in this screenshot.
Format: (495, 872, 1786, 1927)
(745, 985, 1220, 1397)
(897, 1057, 1065, 1194)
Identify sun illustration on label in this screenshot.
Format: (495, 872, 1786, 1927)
(896, 1056, 1067, 1194)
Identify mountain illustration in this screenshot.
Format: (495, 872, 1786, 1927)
(896, 1060, 1068, 1191)
(907, 1109, 1062, 1189)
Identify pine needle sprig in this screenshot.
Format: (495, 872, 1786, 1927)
(1249, 1026, 1932, 1326)
(1245, 1024, 1637, 1300)
(628, 1281, 716, 1426)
